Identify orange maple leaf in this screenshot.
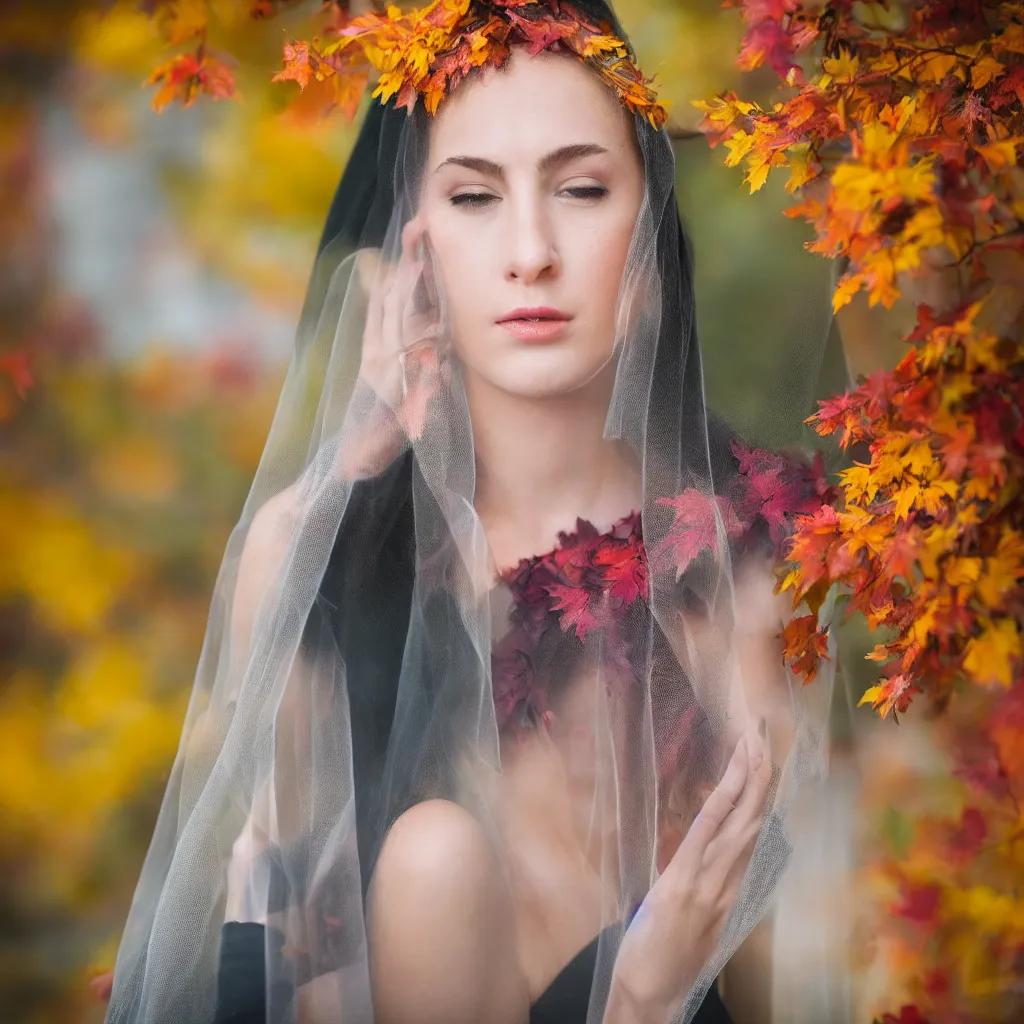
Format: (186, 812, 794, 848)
(781, 613, 831, 683)
(272, 40, 335, 92)
(859, 673, 919, 719)
(145, 51, 236, 112)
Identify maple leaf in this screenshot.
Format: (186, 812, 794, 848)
(814, 390, 867, 447)
(273, 41, 335, 91)
(963, 617, 1020, 688)
(504, 11, 576, 55)
(779, 503, 842, 602)
(781, 613, 830, 683)
(738, 18, 805, 84)
(891, 881, 942, 925)
(146, 51, 236, 112)
(548, 584, 599, 641)
(593, 541, 649, 606)
(990, 680, 1024, 782)
(732, 443, 828, 542)
(157, 0, 207, 46)
(859, 673, 919, 718)
(0, 350, 34, 398)
(876, 1006, 933, 1024)
(655, 490, 744, 579)
(947, 807, 986, 865)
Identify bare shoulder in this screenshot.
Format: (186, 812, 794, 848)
(368, 799, 528, 1024)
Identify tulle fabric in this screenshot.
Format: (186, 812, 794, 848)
(107, 46, 839, 1024)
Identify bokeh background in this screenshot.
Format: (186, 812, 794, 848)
(0, 1, 892, 1020)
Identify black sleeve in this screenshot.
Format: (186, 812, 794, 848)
(214, 922, 294, 1024)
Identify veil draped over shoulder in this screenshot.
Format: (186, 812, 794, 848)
(106, 3, 844, 1021)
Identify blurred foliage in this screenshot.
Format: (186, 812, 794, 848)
(0, 349, 280, 1022)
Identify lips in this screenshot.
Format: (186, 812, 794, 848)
(496, 306, 572, 343)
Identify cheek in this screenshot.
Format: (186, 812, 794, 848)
(422, 209, 492, 330)
(570, 206, 640, 335)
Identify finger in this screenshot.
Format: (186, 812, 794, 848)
(361, 252, 390, 361)
(381, 259, 422, 354)
(401, 215, 425, 259)
(671, 737, 750, 874)
(701, 725, 773, 879)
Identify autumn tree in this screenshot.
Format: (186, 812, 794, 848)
(694, 2, 1024, 1019)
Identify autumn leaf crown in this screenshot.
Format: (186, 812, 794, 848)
(279, 0, 667, 128)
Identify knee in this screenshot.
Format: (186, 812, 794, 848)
(367, 800, 523, 1022)
(371, 799, 503, 913)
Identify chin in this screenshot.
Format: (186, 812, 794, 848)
(472, 345, 615, 401)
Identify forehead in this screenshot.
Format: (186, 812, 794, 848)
(427, 49, 636, 164)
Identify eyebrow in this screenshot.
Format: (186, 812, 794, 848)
(434, 143, 609, 178)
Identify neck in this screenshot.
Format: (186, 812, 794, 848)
(467, 362, 642, 568)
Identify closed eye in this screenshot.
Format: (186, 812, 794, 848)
(560, 185, 609, 201)
(450, 192, 499, 208)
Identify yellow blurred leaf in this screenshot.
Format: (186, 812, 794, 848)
(91, 437, 181, 502)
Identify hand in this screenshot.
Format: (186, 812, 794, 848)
(608, 729, 772, 1022)
(224, 788, 274, 925)
(341, 218, 442, 476)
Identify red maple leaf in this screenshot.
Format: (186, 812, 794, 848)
(814, 390, 867, 447)
(548, 584, 599, 641)
(738, 19, 805, 84)
(655, 490, 743, 577)
(954, 752, 1011, 800)
(504, 10, 575, 54)
(878, 1006, 933, 1024)
(594, 540, 648, 606)
(991, 679, 1024, 783)
(0, 350, 33, 398)
(947, 806, 987, 865)
(891, 881, 941, 926)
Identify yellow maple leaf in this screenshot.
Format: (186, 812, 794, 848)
(723, 129, 754, 167)
(919, 51, 961, 84)
(963, 618, 1021, 687)
(904, 441, 936, 478)
(823, 49, 860, 84)
(784, 145, 818, 194)
(997, 23, 1024, 56)
(971, 55, 1006, 90)
(581, 34, 625, 59)
(861, 120, 898, 159)
(919, 477, 958, 515)
(977, 528, 1024, 607)
(160, 0, 207, 46)
(977, 138, 1021, 173)
(832, 273, 864, 313)
(852, 0, 909, 31)
(946, 556, 982, 588)
(839, 463, 877, 503)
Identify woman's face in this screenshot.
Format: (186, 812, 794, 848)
(421, 49, 646, 400)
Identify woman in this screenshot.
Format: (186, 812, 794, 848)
(106, 2, 836, 1022)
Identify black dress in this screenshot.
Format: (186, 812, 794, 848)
(214, 921, 733, 1023)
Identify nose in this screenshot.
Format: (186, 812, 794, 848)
(505, 192, 560, 285)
